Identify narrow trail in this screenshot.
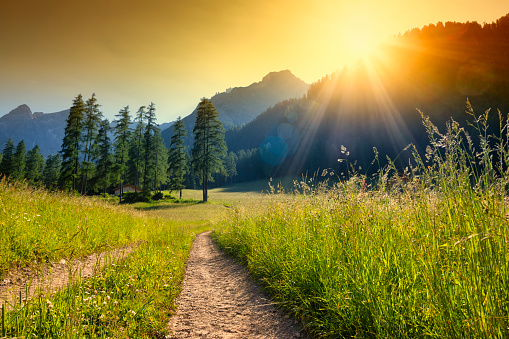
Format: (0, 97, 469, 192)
(0, 245, 135, 307)
(167, 231, 308, 339)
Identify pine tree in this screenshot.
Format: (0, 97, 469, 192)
(113, 106, 132, 201)
(59, 94, 85, 191)
(127, 106, 146, 190)
(168, 116, 188, 199)
(192, 98, 227, 202)
(224, 151, 238, 185)
(94, 118, 113, 195)
(43, 154, 62, 189)
(142, 102, 157, 194)
(0, 138, 15, 178)
(11, 140, 26, 181)
(152, 128, 168, 192)
(25, 145, 45, 184)
(81, 93, 102, 194)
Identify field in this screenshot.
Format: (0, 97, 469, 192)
(0, 178, 277, 337)
(2, 114, 509, 338)
(214, 113, 509, 338)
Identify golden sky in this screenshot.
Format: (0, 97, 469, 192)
(1, 0, 508, 122)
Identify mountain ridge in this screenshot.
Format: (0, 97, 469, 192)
(0, 70, 309, 157)
(161, 69, 309, 148)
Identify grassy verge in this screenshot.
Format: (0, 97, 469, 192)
(0, 181, 164, 277)
(214, 107, 509, 338)
(0, 182, 212, 338)
(2, 221, 208, 338)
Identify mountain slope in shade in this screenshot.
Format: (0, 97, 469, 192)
(161, 70, 309, 148)
(225, 13, 509, 180)
(0, 106, 172, 158)
(0, 105, 69, 157)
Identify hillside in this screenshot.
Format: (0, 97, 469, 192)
(161, 70, 309, 148)
(226, 13, 509, 181)
(0, 105, 69, 156)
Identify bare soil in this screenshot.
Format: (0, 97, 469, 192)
(167, 231, 308, 339)
(0, 245, 135, 307)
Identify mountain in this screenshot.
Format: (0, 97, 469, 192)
(161, 70, 309, 148)
(225, 13, 509, 182)
(0, 105, 69, 156)
(0, 106, 174, 157)
(0, 70, 308, 157)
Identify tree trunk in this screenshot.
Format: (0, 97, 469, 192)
(119, 174, 123, 203)
(202, 172, 207, 202)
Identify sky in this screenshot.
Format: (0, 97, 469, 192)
(1, 0, 508, 123)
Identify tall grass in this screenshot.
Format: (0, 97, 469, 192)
(0, 181, 160, 277)
(2, 221, 207, 338)
(215, 103, 509, 338)
(0, 181, 210, 337)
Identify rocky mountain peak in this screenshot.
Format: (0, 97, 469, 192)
(261, 69, 296, 83)
(0, 104, 34, 121)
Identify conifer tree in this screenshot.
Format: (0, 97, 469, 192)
(142, 102, 158, 193)
(225, 151, 238, 184)
(81, 93, 102, 194)
(25, 145, 45, 184)
(0, 138, 15, 178)
(152, 128, 168, 192)
(192, 98, 227, 202)
(10, 140, 26, 181)
(43, 154, 62, 189)
(95, 118, 113, 195)
(113, 106, 132, 201)
(59, 94, 85, 191)
(128, 106, 146, 190)
(168, 116, 188, 199)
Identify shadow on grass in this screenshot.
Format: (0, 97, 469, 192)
(211, 181, 271, 193)
(134, 200, 202, 211)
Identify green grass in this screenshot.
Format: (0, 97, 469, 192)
(214, 106, 509, 338)
(2, 222, 209, 338)
(0, 180, 213, 337)
(0, 181, 163, 277)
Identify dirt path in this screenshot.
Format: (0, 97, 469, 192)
(0, 245, 135, 307)
(167, 231, 308, 339)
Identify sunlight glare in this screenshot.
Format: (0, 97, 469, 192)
(342, 13, 386, 61)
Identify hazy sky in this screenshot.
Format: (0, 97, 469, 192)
(1, 0, 508, 123)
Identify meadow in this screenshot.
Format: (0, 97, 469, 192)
(0, 181, 218, 337)
(0, 175, 273, 337)
(214, 108, 509, 337)
(1, 105, 508, 338)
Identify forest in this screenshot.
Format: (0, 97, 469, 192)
(225, 14, 509, 181)
(3, 14, 509, 195)
(0, 96, 230, 201)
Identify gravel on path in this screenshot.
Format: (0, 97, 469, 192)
(167, 231, 308, 339)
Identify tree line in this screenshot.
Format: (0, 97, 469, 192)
(0, 95, 230, 202)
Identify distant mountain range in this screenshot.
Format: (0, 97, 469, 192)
(0, 70, 308, 157)
(225, 13, 509, 181)
(161, 70, 309, 148)
(0, 105, 69, 156)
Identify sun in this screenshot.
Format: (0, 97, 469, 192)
(346, 29, 380, 58)
(342, 13, 385, 61)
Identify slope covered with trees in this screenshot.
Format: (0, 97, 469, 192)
(225, 13, 509, 181)
(161, 70, 309, 149)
